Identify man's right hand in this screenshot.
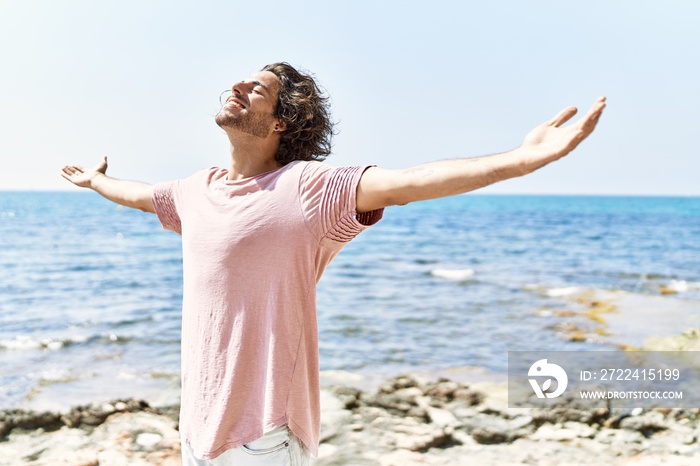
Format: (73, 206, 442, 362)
(61, 156, 108, 189)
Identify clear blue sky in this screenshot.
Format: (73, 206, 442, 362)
(1, 0, 698, 195)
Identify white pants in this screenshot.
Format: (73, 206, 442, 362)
(181, 425, 310, 466)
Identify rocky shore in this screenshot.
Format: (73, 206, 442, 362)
(1, 373, 699, 465)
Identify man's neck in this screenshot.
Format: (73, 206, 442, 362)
(225, 135, 281, 180)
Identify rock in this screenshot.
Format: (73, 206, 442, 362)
(361, 391, 428, 422)
(115, 402, 128, 411)
(4, 372, 700, 465)
(378, 449, 431, 465)
(330, 386, 362, 410)
(596, 428, 645, 444)
(531, 422, 597, 441)
(135, 432, 163, 450)
(378, 375, 424, 394)
(0, 400, 180, 465)
(471, 426, 509, 444)
(452, 387, 483, 406)
(509, 415, 534, 430)
(316, 442, 339, 459)
(0, 421, 11, 438)
(395, 427, 459, 452)
(532, 406, 609, 426)
(616, 454, 700, 465)
(100, 403, 116, 415)
(61, 410, 82, 428)
(424, 380, 459, 400)
(619, 411, 668, 436)
(319, 389, 352, 442)
(460, 411, 534, 445)
(425, 407, 458, 428)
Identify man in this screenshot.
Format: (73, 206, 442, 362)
(61, 62, 606, 465)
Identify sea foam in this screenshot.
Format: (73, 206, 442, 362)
(430, 269, 475, 281)
(663, 280, 700, 293)
(545, 286, 584, 297)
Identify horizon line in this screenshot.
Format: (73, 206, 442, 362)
(1, 188, 698, 198)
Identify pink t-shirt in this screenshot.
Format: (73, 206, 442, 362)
(151, 161, 383, 459)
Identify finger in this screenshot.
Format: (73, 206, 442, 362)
(548, 106, 578, 127)
(62, 166, 83, 176)
(579, 97, 607, 133)
(584, 96, 607, 121)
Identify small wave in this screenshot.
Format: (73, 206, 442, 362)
(0, 333, 128, 351)
(661, 280, 700, 294)
(430, 269, 475, 281)
(110, 316, 154, 327)
(545, 286, 584, 298)
(99, 333, 131, 344)
(0, 335, 67, 351)
(0, 211, 16, 218)
(33, 369, 83, 386)
(524, 284, 585, 297)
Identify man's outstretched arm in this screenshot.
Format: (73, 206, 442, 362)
(356, 97, 607, 213)
(61, 156, 155, 213)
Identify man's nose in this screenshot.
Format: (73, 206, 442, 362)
(232, 81, 250, 97)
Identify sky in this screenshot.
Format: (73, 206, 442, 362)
(0, 0, 698, 195)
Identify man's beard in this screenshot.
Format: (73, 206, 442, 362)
(215, 108, 275, 139)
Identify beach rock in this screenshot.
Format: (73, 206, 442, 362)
(424, 380, 460, 400)
(361, 391, 428, 422)
(532, 406, 609, 426)
(378, 449, 433, 465)
(616, 455, 700, 466)
(0, 398, 182, 466)
(329, 386, 362, 410)
(3, 373, 700, 466)
(319, 389, 352, 442)
(135, 432, 164, 450)
(595, 427, 646, 444)
(377, 374, 425, 393)
(619, 411, 668, 436)
(452, 387, 483, 406)
(471, 426, 510, 444)
(425, 406, 458, 427)
(0, 421, 11, 438)
(530, 422, 597, 441)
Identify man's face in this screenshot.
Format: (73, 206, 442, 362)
(215, 71, 281, 138)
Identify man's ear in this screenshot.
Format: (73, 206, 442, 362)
(274, 119, 287, 132)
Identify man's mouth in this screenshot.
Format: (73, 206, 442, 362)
(227, 98, 246, 110)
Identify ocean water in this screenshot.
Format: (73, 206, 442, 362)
(0, 192, 698, 410)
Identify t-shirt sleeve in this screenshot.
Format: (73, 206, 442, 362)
(300, 163, 384, 246)
(152, 180, 182, 235)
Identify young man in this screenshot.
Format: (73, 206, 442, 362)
(61, 62, 606, 465)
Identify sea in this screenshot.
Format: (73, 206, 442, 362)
(0, 192, 698, 411)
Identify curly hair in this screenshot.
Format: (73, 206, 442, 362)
(261, 62, 335, 165)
